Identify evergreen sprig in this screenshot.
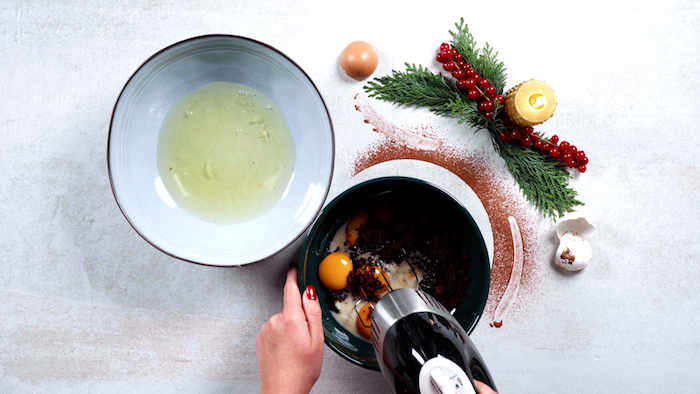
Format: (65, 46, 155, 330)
(363, 20, 582, 218)
(497, 140, 582, 218)
(366, 63, 497, 130)
(449, 18, 507, 95)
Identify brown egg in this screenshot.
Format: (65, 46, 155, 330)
(340, 41, 378, 80)
(356, 302, 375, 339)
(318, 252, 353, 291)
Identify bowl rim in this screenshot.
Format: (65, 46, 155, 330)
(299, 176, 491, 370)
(107, 34, 335, 267)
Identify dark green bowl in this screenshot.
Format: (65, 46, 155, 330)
(298, 177, 490, 371)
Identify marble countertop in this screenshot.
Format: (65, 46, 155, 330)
(2, 1, 699, 392)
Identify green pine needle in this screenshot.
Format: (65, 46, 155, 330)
(449, 18, 507, 95)
(364, 64, 461, 116)
(496, 140, 582, 218)
(363, 20, 583, 218)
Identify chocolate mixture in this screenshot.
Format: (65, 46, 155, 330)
(336, 195, 470, 309)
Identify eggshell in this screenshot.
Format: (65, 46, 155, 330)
(556, 217, 596, 239)
(554, 217, 595, 271)
(340, 41, 378, 80)
(554, 232, 593, 271)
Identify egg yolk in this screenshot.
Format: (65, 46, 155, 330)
(318, 252, 353, 291)
(346, 211, 369, 247)
(356, 302, 375, 339)
(358, 265, 390, 297)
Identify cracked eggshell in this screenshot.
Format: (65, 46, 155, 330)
(554, 217, 595, 271)
(555, 232, 592, 271)
(556, 217, 596, 240)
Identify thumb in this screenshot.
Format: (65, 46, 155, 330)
(474, 380, 498, 394)
(302, 285, 324, 346)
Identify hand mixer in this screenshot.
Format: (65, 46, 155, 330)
(357, 279, 497, 394)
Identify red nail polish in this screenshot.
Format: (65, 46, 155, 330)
(305, 285, 317, 300)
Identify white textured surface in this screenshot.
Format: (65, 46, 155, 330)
(1, 0, 699, 393)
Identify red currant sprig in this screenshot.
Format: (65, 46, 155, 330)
(436, 43, 503, 120)
(437, 43, 588, 173)
(499, 124, 588, 172)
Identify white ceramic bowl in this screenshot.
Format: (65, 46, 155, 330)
(108, 35, 334, 266)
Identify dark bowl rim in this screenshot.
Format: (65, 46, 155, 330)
(299, 176, 491, 370)
(107, 34, 335, 268)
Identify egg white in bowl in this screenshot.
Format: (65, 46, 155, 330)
(109, 35, 334, 266)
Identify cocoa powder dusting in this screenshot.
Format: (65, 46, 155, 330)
(352, 95, 543, 327)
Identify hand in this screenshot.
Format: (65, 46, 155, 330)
(474, 380, 499, 394)
(256, 265, 324, 394)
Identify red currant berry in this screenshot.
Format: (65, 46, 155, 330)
(484, 111, 494, 120)
(567, 159, 577, 168)
(436, 52, 445, 62)
(452, 68, 465, 79)
(441, 50, 451, 61)
(463, 64, 474, 72)
(534, 140, 544, 150)
(494, 95, 505, 105)
(568, 145, 577, 154)
(578, 165, 587, 173)
(484, 85, 497, 98)
(440, 43, 450, 51)
(457, 79, 469, 90)
(480, 100, 494, 112)
(467, 89, 480, 100)
(562, 151, 573, 161)
(559, 141, 570, 152)
(521, 135, 532, 146)
(443, 61, 456, 71)
(478, 78, 490, 88)
(579, 157, 589, 165)
(576, 151, 586, 161)
(464, 78, 476, 89)
(500, 133, 510, 142)
(510, 130, 522, 140)
(452, 53, 463, 62)
(550, 135, 559, 144)
(524, 127, 534, 134)
(456, 60, 467, 68)
(465, 69, 477, 78)
(549, 147, 559, 158)
(450, 48, 459, 57)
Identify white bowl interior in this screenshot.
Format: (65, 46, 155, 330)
(109, 36, 334, 266)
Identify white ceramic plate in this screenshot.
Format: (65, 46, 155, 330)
(108, 35, 334, 266)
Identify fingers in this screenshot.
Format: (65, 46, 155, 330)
(301, 285, 324, 347)
(474, 380, 498, 394)
(283, 265, 303, 315)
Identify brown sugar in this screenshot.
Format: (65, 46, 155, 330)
(346, 195, 471, 310)
(346, 268, 385, 303)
